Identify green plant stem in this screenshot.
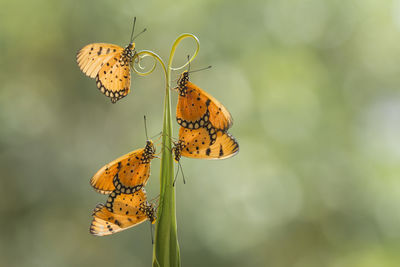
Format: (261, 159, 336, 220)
(136, 34, 199, 267)
(152, 51, 178, 267)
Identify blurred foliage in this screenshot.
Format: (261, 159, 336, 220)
(1, 0, 400, 266)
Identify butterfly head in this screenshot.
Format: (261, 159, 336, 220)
(144, 140, 156, 159)
(123, 43, 136, 59)
(178, 71, 189, 86)
(176, 71, 189, 95)
(126, 43, 135, 51)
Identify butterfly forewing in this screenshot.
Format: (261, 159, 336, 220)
(176, 73, 233, 131)
(177, 127, 239, 160)
(203, 87, 233, 130)
(90, 189, 155, 236)
(90, 144, 153, 194)
(77, 43, 124, 78)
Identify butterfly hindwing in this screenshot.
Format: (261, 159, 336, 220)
(95, 51, 132, 103)
(90, 189, 156, 236)
(175, 127, 239, 160)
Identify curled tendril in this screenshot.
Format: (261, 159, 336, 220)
(130, 34, 200, 91)
(132, 50, 167, 78)
(168, 33, 200, 72)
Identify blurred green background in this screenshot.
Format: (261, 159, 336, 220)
(1, 0, 400, 266)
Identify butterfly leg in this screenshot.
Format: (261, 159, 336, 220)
(173, 160, 186, 186)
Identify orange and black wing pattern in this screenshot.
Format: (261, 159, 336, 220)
(90, 188, 156, 236)
(90, 141, 155, 194)
(173, 127, 239, 161)
(76, 43, 134, 103)
(176, 71, 233, 131)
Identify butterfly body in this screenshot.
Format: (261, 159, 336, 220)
(77, 42, 136, 103)
(90, 188, 156, 236)
(90, 140, 155, 194)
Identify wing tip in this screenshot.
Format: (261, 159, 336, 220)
(89, 218, 108, 236)
(221, 132, 239, 159)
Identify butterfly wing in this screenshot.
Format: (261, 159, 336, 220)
(178, 127, 239, 160)
(176, 81, 233, 131)
(90, 148, 151, 194)
(95, 55, 131, 103)
(90, 189, 154, 236)
(77, 43, 124, 78)
(77, 43, 131, 103)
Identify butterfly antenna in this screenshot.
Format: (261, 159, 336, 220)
(132, 28, 147, 41)
(130, 17, 137, 44)
(189, 65, 212, 74)
(144, 115, 149, 140)
(187, 55, 191, 72)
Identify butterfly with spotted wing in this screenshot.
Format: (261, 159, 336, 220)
(76, 18, 146, 103)
(90, 188, 156, 236)
(172, 126, 239, 162)
(90, 140, 156, 195)
(175, 71, 233, 145)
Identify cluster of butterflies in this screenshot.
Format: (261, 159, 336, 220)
(76, 20, 239, 236)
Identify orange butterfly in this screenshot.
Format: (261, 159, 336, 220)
(76, 18, 145, 103)
(173, 127, 239, 162)
(90, 188, 156, 236)
(90, 140, 156, 195)
(175, 71, 233, 144)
